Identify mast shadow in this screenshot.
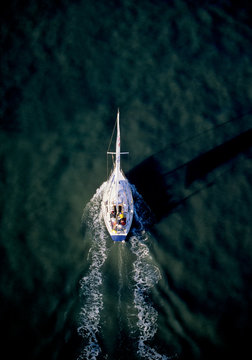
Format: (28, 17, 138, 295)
(185, 128, 252, 186)
(127, 128, 252, 223)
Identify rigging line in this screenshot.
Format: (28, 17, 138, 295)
(107, 118, 117, 179)
(107, 118, 117, 153)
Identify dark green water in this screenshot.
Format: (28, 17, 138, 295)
(1, 0, 252, 359)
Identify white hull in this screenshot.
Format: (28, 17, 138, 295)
(102, 110, 133, 241)
(102, 169, 133, 241)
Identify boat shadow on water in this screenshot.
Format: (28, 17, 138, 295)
(127, 128, 252, 224)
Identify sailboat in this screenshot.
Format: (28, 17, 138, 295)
(102, 110, 134, 241)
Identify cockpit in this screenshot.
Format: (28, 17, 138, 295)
(110, 204, 127, 232)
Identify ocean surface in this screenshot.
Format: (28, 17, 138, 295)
(1, 1, 252, 359)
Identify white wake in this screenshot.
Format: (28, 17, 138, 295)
(130, 235, 171, 359)
(77, 182, 108, 360)
(129, 185, 171, 359)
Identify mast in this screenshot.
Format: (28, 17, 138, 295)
(116, 108, 121, 173)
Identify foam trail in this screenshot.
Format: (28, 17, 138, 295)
(117, 245, 123, 326)
(130, 185, 171, 359)
(77, 182, 108, 360)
